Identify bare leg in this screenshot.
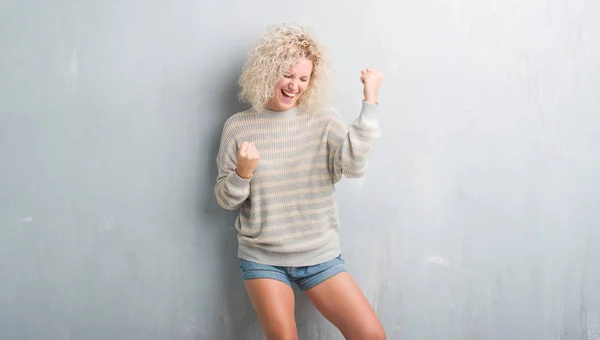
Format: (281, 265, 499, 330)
(244, 278, 298, 340)
(304, 272, 386, 340)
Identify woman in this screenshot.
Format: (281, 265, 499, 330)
(215, 23, 385, 340)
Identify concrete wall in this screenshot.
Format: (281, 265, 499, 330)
(1, 0, 599, 339)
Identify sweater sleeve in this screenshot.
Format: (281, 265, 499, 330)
(214, 119, 251, 210)
(326, 101, 382, 184)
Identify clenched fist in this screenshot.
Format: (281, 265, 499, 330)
(360, 68, 383, 105)
(236, 141, 260, 179)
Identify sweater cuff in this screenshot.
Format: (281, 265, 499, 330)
(360, 100, 379, 120)
(230, 171, 252, 188)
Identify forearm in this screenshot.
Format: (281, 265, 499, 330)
(329, 101, 381, 179)
(214, 170, 251, 210)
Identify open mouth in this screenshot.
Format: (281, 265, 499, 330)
(281, 89, 296, 101)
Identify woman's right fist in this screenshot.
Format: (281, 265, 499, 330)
(236, 141, 260, 179)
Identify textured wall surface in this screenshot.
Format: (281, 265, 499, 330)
(1, 0, 599, 339)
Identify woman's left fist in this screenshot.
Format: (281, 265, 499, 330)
(361, 68, 383, 104)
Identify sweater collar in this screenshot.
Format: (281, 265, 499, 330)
(261, 106, 300, 118)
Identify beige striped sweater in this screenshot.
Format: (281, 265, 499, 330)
(214, 101, 381, 266)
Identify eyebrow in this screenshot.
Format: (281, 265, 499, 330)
(284, 72, 310, 79)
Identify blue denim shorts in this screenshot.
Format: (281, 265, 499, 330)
(239, 255, 347, 291)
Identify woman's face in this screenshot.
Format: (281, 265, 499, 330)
(267, 58, 313, 112)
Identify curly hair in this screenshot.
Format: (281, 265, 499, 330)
(238, 23, 331, 114)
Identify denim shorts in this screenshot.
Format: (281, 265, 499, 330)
(239, 255, 347, 291)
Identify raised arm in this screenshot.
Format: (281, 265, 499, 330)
(327, 68, 383, 183)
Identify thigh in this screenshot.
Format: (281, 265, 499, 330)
(239, 259, 297, 340)
(304, 272, 386, 340)
(244, 278, 298, 340)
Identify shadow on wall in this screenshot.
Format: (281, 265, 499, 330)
(196, 53, 264, 339)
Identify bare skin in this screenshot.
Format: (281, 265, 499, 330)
(244, 279, 298, 340)
(236, 141, 260, 179)
(304, 272, 386, 340)
(244, 273, 386, 340)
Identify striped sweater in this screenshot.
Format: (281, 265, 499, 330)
(214, 101, 381, 266)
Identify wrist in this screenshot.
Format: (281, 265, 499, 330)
(364, 96, 378, 105)
(363, 89, 378, 104)
(236, 168, 253, 179)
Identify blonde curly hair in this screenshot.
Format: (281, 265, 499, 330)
(238, 23, 331, 114)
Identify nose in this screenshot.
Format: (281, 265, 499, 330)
(287, 81, 299, 92)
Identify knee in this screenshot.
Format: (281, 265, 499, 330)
(265, 330, 298, 340)
(345, 324, 386, 340)
(358, 324, 386, 340)
(369, 328, 386, 340)
(267, 335, 297, 340)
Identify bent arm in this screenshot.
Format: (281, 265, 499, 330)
(327, 101, 382, 183)
(214, 126, 251, 210)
